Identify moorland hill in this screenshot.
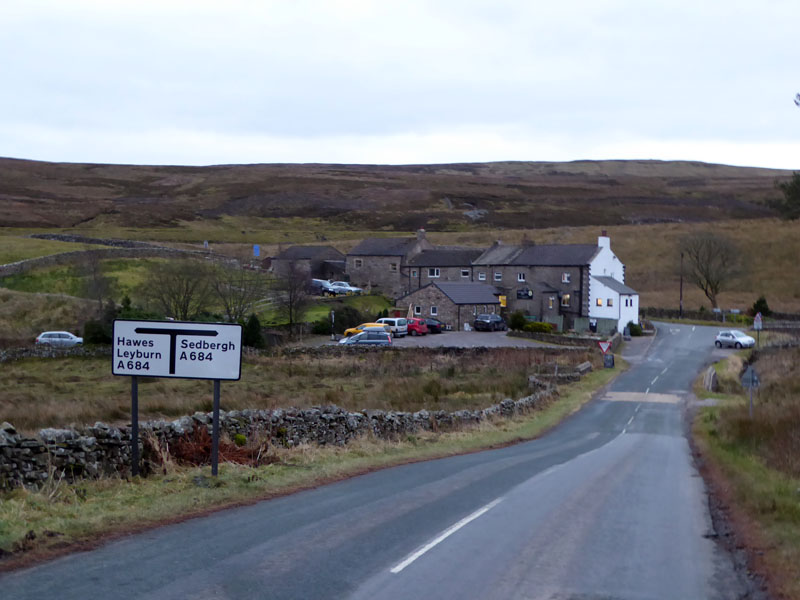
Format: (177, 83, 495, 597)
(0, 157, 791, 231)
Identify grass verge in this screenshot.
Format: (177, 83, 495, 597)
(692, 351, 800, 600)
(0, 362, 622, 568)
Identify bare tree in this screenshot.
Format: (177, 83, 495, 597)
(141, 260, 213, 321)
(273, 261, 310, 331)
(680, 232, 743, 309)
(209, 264, 271, 323)
(80, 248, 115, 308)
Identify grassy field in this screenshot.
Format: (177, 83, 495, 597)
(0, 235, 90, 265)
(693, 343, 800, 599)
(0, 347, 600, 435)
(0, 363, 620, 566)
(0, 289, 96, 344)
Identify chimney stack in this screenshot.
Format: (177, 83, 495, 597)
(417, 228, 426, 241)
(598, 230, 610, 249)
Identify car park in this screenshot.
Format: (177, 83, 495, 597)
(343, 322, 390, 337)
(376, 317, 408, 337)
(407, 317, 429, 336)
(715, 330, 755, 349)
(424, 318, 446, 333)
(473, 313, 507, 331)
(35, 331, 84, 347)
(329, 281, 363, 295)
(338, 330, 392, 346)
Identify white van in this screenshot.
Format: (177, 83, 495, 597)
(376, 317, 408, 338)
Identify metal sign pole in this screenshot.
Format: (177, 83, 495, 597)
(211, 379, 221, 476)
(131, 376, 139, 477)
(749, 385, 753, 419)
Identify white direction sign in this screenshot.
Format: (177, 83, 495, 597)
(113, 320, 242, 380)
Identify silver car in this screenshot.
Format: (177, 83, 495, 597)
(35, 331, 84, 347)
(714, 330, 755, 349)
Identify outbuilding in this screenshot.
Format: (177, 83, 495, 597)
(397, 282, 501, 332)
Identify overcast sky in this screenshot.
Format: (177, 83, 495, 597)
(1, 1, 798, 168)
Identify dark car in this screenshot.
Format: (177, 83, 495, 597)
(424, 318, 446, 333)
(473, 313, 507, 331)
(338, 330, 392, 346)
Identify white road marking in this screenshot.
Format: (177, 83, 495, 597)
(626, 415, 635, 426)
(661, 367, 668, 375)
(390, 497, 504, 573)
(645, 387, 650, 394)
(651, 376, 659, 385)
(692, 326, 696, 332)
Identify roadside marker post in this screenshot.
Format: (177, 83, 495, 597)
(113, 320, 243, 477)
(741, 366, 761, 418)
(754, 312, 763, 348)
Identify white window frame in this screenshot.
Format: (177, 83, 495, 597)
(354, 258, 363, 268)
(430, 306, 438, 316)
(517, 272, 526, 282)
(428, 268, 440, 278)
(478, 272, 486, 281)
(562, 272, 571, 283)
(494, 272, 502, 282)
(461, 269, 470, 278)
(414, 305, 422, 315)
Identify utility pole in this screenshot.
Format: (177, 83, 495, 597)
(679, 251, 684, 319)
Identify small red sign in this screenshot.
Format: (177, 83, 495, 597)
(598, 341, 612, 354)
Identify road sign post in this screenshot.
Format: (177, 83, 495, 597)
(741, 366, 760, 418)
(754, 312, 762, 348)
(113, 320, 242, 477)
(598, 340, 613, 368)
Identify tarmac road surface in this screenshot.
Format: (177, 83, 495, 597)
(2, 322, 760, 599)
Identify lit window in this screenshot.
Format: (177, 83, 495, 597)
(517, 272, 526, 282)
(428, 268, 440, 278)
(562, 272, 571, 283)
(596, 298, 603, 306)
(414, 305, 422, 315)
(354, 258, 363, 268)
(548, 297, 555, 309)
(561, 294, 571, 307)
(478, 272, 486, 281)
(494, 272, 502, 281)
(608, 298, 613, 307)
(461, 269, 470, 278)
(430, 306, 438, 316)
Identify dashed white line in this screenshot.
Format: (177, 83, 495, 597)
(390, 497, 504, 574)
(661, 367, 668, 376)
(626, 415, 635, 426)
(651, 376, 659, 385)
(645, 387, 650, 395)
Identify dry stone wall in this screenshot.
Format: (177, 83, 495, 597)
(0, 386, 555, 491)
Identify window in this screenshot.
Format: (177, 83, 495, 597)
(561, 294, 571, 307)
(354, 258, 363, 268)
(461, 269, 470, 278)
(478, 272, 486, 281)
(430, 306, 438, 316)
(548, 296, 555, 309)
(411, 269, 418, 278)
(596, 298, 603, 306)
(494, 272, 502, 281)
(517, 272, 526, 282)
(608, 298, 613, 307)
(428, 268, 440, 278)
(414, 305, 422, 315)
(562, 272, 571, 283)
(390, 262, 398, 273)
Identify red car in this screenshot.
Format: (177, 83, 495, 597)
(407, 317, 429, 336)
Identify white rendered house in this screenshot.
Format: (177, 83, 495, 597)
(588, 234, 639, 333)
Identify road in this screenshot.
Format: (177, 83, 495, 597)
(2, 322, 758, 599)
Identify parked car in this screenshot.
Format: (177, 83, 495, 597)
(329, 281, 363, 295)
(407, 317, 429, 336)
(338, 330, 392, 346)
(343, 322, 390, 337)
(473, 313, 507, 331)
(715, 330, 755, 349)
(376, 317, 408, 337)
(309, 278, 336, 296)
(424, 318, 446, 333)
(35, 331, 84, 347)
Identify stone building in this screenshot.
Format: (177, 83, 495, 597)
(271, 245, 346, 280)
(345, 230, 433, 298)
(396, 282, 501, 332)
(403, 247, 484, 294)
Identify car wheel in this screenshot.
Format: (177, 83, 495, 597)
(715, 341, 722, 348)
(411, 330, 417, 336)
(735, 342, 742, 349)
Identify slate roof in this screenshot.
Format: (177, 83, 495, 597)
(348, 237, 418, 256)
(512, 244, 599, 266)
(407, 248, 483, 267)
(433, 282, 501, 305)
(472, 244, 524, 266)
(274, 245, 344, 261)
(592, 276, 638, 295)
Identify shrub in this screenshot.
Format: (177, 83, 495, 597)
(242, 314, 264, 348)
(626, 321, 643, 336)
(311, 318, 331, 335)
(83, 319, 111, 344)
(508, 311, 527, 331)
(750, 296, 772, 317)
(523, 321, 554, 334)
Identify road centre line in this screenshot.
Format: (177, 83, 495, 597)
(391, 498, 504, 574)
(661, 367, 668, 375)
(651, 376, 659, 385)
(645, 387, 650, 395)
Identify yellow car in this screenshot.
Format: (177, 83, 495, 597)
(343, 322, 389, 337)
